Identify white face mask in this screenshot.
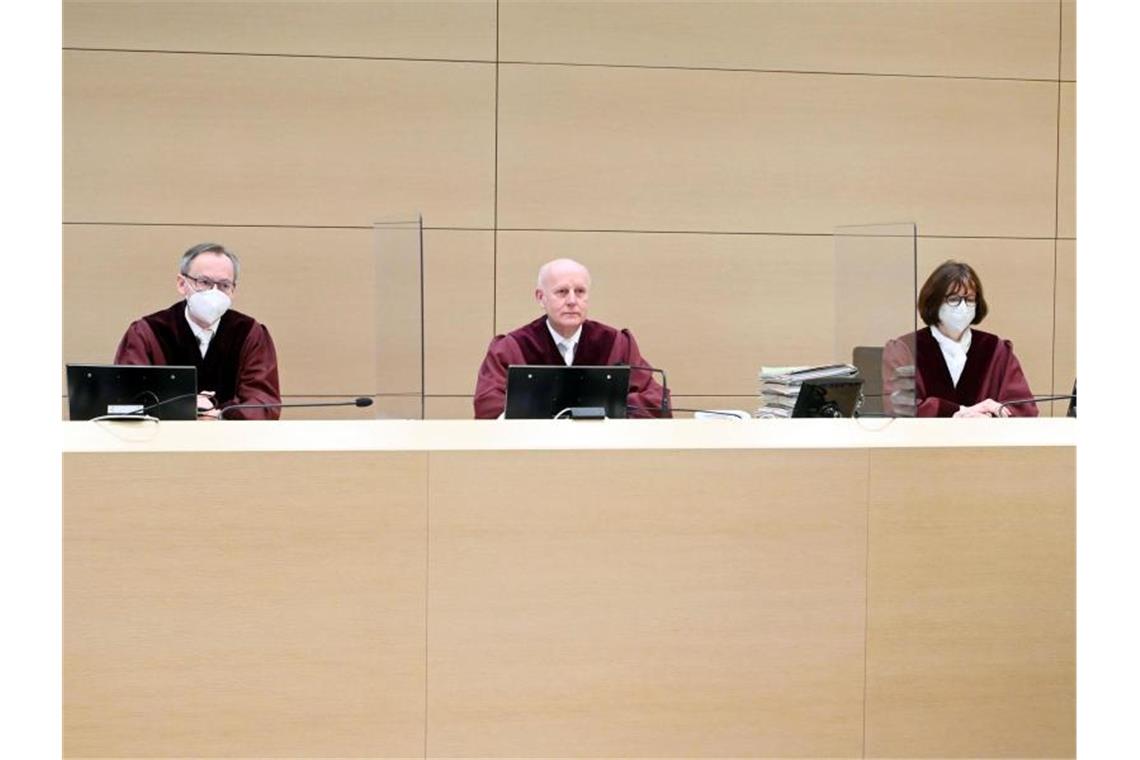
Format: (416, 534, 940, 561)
(938, 301, 976, 336)
(187, 287, 231, 325)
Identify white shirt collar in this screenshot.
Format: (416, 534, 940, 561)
(545, 319, 582, 366)
(930, 324, 971, 386)
(184, 305, 221, 357)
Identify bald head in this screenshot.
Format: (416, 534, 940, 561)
(535, 258, 591, 338)
(537, 258, 591, 289)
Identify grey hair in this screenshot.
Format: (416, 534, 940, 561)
(179, 242, 240, 283)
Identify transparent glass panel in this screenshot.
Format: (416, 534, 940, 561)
(374, 216, 425, 419)
(833, 223, 917, 417)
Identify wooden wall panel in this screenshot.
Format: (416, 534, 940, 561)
(500, 0, 1060, 80)
(917, 238, 1058, 407)
(495, 231, 837, 396)
(498, 65, 1059, 237)
(64, 0, 497, 61)
(63, 451, 428, 758)
(424, 395, 475, 420)
(1055, 240, 1077, 410)
(427, 449, 868, 757)
(63, 51, 495, 227)
(1061, 0, 1076, 81)
(866, 446, 1075, 758)
(424, 230, 495, 395)
(1059, 83, 1076, 238)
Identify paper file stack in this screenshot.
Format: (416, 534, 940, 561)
(886, 362, 916, 416)
(757, 364, 860, 418)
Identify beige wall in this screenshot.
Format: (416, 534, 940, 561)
(63, 0, 1076, 417)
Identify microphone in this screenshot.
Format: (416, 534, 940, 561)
(629, 405, 749, 419)
(996, 394, 1076, 417)
(615, 363, 671, 417)
(136, 392, 200, 415)
(218, 396, 374, 419)
(89, 392, 202, 421)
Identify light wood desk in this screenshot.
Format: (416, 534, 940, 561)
(64, 419, 1075, 759)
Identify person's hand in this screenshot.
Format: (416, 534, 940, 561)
(973, 398, 1007, 417)
(953, 398, 1007, 418)
(196, 391, 219, 421)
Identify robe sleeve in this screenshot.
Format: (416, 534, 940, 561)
(227, 323, 282, 420)
(114, 320, 165, 365)
(473, 335, 525, 419)
(916, 395, 959, 417)
(994, 339, 1038, 417)
(609, 329, 672, 418)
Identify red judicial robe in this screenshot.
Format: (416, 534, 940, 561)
(883, 327, 1038, 417)
(114, 302, 282, 420)
(474, 317, 671, 419)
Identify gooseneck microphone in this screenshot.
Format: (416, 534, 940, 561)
(218, 397, 374, 419)
(628, 405, 748, 419)
(136, 392, 200, 415)
(617, 362, 671, 417)
(89, 391, 203, 422)
(996, 394, 1076, 417)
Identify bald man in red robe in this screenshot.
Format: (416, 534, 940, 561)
(474, 259, 670, 419)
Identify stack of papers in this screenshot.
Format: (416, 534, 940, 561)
(757, 364, 859, 418)
(887, 363, 916, 416)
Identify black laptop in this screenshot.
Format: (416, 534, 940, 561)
(791, 376, 865, 418)
(66, 364, 198, 420)
(504, 365, 630, 419)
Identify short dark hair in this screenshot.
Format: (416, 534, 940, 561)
(179, 242, 240, 283)
(917, 260, 988, 326)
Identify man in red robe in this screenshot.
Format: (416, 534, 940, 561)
(114, 242, 281, 420)
(474, 258, 670, 419)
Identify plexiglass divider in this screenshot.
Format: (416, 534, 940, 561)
(373, 216, 425, 419)
(833, 223, 918, 417)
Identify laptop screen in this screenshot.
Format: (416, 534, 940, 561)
(504, 365, 630, 419)
(791, 377, 865, 418)
(66, 364, 198, 420)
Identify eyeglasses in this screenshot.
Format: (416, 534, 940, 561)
(183, 274, 236, 295)
(945, 294, 976, 307)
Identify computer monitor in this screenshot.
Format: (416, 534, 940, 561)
(504, 365, 630, 419)
(791, 376, 864, 418)
(66, 364, 198, 420)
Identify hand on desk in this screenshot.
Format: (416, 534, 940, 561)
(197, 391, 220, 421)
(953, 398, 1009, 418)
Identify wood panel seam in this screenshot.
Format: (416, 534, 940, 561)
(64, 46, 496, 66)
(63, 221, 1071, 241)
(862, 448, 873, 759)
(496, 58, 1062, 84)
(63, 48, 1062, 85)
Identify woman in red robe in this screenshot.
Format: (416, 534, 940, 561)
(883, 260, 1038, 418)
